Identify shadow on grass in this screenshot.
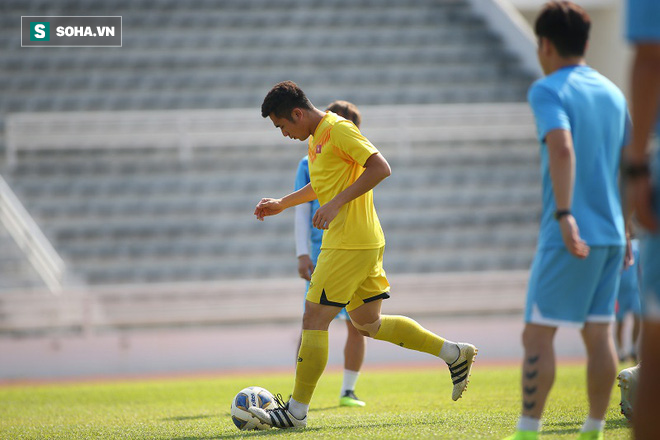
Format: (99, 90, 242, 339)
(542, 417, 630, 435)
(169, 418, 444, 439)
(169, 426, 325, 440)
(605, 418, 631, 430)
(309, 405, 341, 412)
(162, 414, 216, 422)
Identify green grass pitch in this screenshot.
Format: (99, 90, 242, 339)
(0, 363, 633, 439)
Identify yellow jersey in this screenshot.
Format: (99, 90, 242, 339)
(307, 111, 385, 250)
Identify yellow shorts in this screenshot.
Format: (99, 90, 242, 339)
(307, 246, 390, 312)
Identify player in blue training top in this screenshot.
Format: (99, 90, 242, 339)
(620, 0, 660, 436)
(293, 100, 367, 408)
(504, 3, 630, 440)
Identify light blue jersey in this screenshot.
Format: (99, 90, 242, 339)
(627, 0, 660, 41)
(295, 156, 322, 262)
(627, 0, 660, 320)
(528, 65, 629, 250)
(525, 65, 628, 327)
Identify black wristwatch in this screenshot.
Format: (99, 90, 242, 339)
(554, 209, 571, 221)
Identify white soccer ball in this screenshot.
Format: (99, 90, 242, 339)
(230, 386, 276, 430)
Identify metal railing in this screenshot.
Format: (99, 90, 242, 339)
(0, 174, 67, 294)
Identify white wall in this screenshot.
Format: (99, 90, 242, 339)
(509, 0, 633, 97)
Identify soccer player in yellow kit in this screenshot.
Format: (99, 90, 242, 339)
(253, 81, 477, 429)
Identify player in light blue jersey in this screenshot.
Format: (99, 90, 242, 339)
(504, 3, 629, 440)
(293, 100, 367, 408)
(620, 0, 660, 436)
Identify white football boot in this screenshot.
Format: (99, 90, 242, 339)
(447, 342, 478, 401)
(617, 363, 640, 422)
(248, 394, 307, 429)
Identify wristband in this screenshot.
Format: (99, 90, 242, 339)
(554, 209, 571, 221)
(622, 161, 650, 179)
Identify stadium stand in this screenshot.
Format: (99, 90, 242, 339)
(3, 104, 539, 287)
(0, 0, 540, 334)
(0, 0, 534, 121)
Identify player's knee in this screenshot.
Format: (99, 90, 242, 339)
(350, 318, 381, 338)
(301, 307, 332, 331)
(522, 325, 554, 351)
(521, 326, 537, 349)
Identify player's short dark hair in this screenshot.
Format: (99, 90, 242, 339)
(261, 81, 313, 120)
(326, 100, 362, 128)
(535, 1, 590, 57)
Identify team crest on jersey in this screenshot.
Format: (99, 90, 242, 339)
(309, 127, 332, 163)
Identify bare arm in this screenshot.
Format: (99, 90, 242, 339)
(629, 44, 660, 163)
(312, 152, 391, 230)
(547, 129, 574, 212)
(254, 183, 317, 221)
(626, 43, 660, 231)
(546, 129, 590, 258)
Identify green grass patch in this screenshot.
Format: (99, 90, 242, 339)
(0, 363, 633, 439)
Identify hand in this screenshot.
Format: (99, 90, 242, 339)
(629, 176, 658, 232)
(624, 236, 635, 269)
(297, 254, 315, 281)
(254, 198, 285, 221)
(312, 200, 340, 230)
(559, 214, 590, 259)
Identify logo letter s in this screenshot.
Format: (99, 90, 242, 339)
(35, 24, 45, 39)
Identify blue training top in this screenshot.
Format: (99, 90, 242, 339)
(627, 0, 660, 42)
(528, 65, 629, 250)
(294, 156, 323, 263)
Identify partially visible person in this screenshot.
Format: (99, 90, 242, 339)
(622, 0, 660, 437)
(503, 3, 630, 440)
(294, 100, 367, 408)
(614, 237, 642, 363)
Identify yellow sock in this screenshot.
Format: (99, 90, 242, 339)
(374, 315, 445, 356)
(292, 329, 328, 405)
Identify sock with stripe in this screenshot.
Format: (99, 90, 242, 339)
(291, 329, 328, 415)
(439, 340, 460, 364)
(374, 315, 446, 357)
